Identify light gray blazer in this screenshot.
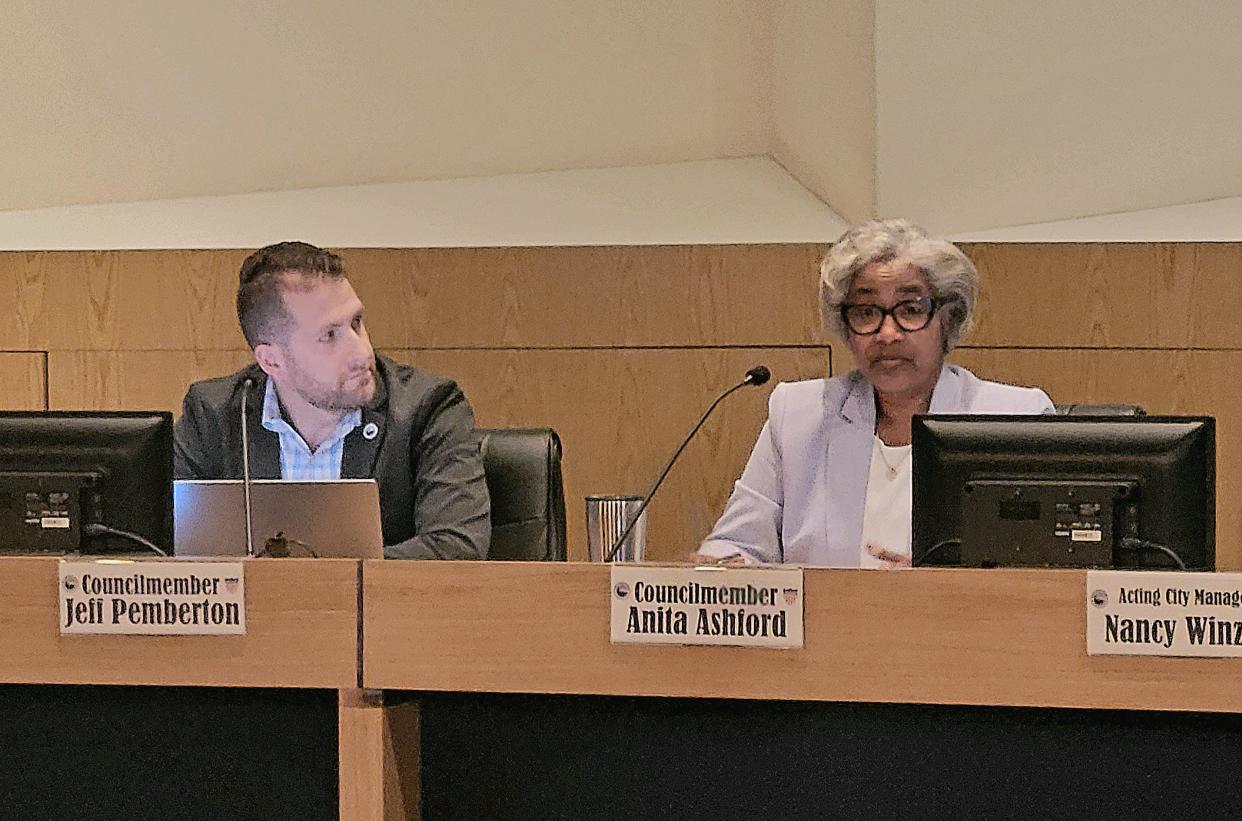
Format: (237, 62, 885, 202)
(700, 364, 1054, 566)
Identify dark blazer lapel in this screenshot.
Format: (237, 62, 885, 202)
(341, 406, 385, 478)
(245, 375, 282, 479)
(248, 428, 282, 479)
(341, 366, 389, 479)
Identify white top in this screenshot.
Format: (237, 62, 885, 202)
(859, 436, 912, 568)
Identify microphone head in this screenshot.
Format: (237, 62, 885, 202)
(743, 365, 771, 386)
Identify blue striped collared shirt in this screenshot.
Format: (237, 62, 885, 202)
(261, 378, 362, 480)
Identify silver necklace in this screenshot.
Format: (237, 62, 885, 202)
(875, 439, 911, 480)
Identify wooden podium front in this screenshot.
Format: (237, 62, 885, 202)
(0, 556, 362, 820)
(0, 556, 358, 687)
(9, 557, 1242, 818)
(363, 562, 1242, 819)
(363, 561, 1242, 710)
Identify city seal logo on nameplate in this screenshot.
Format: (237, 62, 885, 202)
(59, 560, 246, 635)
(610, 565, 804, 648)
(1086, 569, 1242, 657)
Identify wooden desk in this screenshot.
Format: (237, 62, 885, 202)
(363, 561, 1242, 712)
(362, 562, 1242, 819)
(0, 556, 368, 820)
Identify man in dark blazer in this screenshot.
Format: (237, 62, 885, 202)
(174, 241, 489, 560)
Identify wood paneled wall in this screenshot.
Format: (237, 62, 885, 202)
(4, 241, 1239, 565)
(404, 347, 830, 559)
(11, 245, 828, 560)
(0, 353, 46, 410)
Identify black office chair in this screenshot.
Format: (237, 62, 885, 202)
(1054, 403, 1147, 415)
(477, 428, 567, 561)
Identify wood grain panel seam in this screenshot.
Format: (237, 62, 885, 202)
(47, 345, 833, 353)
(55, 344, 1242, 353)
(388, 345, 832, 351)
(960, 346, 1242, 352)
(959, 242, 1242, 248)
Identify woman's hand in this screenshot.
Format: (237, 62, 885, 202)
(865, 543, 912, 570)
(688, 550, 749, 567)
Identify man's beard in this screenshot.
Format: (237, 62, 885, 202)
(292, 362, 377, 412)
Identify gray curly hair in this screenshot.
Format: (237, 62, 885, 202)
(819, 219, 980, 353)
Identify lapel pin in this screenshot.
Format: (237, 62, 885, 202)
(363, 422, 379, 441)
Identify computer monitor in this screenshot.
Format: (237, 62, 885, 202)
(0, 411, 173, 554)
(912, 415, 1214, 570)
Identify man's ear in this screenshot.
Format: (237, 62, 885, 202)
(253, 343, 282, 378)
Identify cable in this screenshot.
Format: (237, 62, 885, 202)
(913, 538, 961, 567)
(1118, 536, 1186, 571)
(81, 523, 169, 557)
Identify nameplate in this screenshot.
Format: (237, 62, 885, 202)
(59, 560, 246, 635)
(1086, 570, 1242, 657)
(610, 565, 804, 648)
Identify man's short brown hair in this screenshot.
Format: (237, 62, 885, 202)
(236, 241, 345, 348)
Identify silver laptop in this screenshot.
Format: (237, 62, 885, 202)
(174, 479, 384, 559)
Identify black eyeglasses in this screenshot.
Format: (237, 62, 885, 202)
(839, 296, 937, 335)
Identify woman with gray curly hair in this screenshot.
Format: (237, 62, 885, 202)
(697, 219, 1053, 568)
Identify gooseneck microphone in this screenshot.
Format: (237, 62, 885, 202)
(240, 377, 256, 557)
(605, 365, 771, 562)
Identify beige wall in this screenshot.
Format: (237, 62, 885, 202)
(876, 0, 1242, 234)
(11, 1, 1242, 240)
(0, 1, 774, 211)
(771, 0, 876, 225)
